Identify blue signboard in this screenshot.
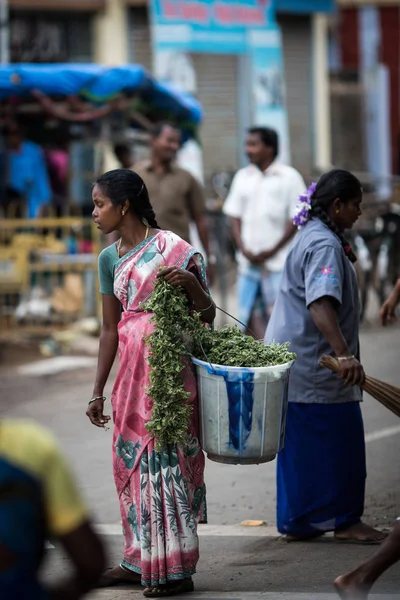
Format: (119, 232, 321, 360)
(275, 0, 335, 13)
(151, 0, 277, 54)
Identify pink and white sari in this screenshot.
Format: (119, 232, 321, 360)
(110, 230, 207, 587)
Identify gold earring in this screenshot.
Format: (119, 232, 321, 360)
(122, 210, 125, 216)
(336, 209, 340, 214)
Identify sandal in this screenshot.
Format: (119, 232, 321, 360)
(96, 565, 142, 588)
(143, 577, 194, 597)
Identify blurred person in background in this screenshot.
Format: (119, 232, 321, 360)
(0, 418, 105, 598)
(223, 126, 305, 339)
(114, 142, 134, 170)
(45, 134, 69, 217)
(3, 121, 52, 218)
(135, 123, 213, 283)
(380, 277, 400, 325)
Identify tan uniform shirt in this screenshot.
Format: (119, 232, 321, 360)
(134, 160, 206, 243)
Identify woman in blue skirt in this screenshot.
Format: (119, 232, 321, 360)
(265, 169, 386, 543)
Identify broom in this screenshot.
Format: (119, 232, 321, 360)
(319, 354, 400, 419)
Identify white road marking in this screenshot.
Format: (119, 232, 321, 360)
(95, 523, 280, 537)
(91, 591, 400, 599)
(96, 523, 278, 537)
(17, 356, 97, 376)
(197, 524, 278, 537)
(365, 424, 400, 443)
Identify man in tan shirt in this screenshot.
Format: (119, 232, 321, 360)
(135, 123, 212, 267)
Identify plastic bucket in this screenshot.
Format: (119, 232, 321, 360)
(192, 357, 293, 465)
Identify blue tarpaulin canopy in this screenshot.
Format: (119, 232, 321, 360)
(0, 63, 203, 128)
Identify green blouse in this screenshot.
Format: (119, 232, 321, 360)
(98, 243, 119, 296)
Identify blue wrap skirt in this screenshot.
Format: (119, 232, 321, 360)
(277, 401, 366, 536)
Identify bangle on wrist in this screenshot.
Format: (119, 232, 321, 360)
(199, 299, 214, 313)
(89, 396, 106, 405)
(195, 296, 214, 313)
(336, 355, 355, 362)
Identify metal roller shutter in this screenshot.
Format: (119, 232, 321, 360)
(190, 53, 239, 190)
(129, 7, 152, 72)
(277, 14, 312, 175)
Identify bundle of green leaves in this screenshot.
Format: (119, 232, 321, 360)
(196, 325, 296, 368)
(144, 277, 199, 450)
(144, 277, 296, 450)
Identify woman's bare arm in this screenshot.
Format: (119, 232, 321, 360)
(86, 295, 121, 427)
(309, 296, 364, 386)
(92, 295, 121, 397)
(158, 267, 216, 323)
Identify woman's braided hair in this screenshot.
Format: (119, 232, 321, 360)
(95, 169, 160, 229)
(309, 169, 362, 263)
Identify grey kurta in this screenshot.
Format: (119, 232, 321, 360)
(265, 218, 362, 404)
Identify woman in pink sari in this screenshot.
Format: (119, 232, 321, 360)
(87, 169, 215, 596)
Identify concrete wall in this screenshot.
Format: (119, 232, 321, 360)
(93, 0, 128, 65)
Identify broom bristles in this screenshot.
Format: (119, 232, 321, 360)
(319, 354, 400, 419)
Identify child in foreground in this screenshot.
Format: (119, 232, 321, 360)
(0, 419, 105, 599)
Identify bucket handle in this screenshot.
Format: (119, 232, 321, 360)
(215, 305, 259, 340)
(196, 334, 217, 374)
(194, 306, 261, 374)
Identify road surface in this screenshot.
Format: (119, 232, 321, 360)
(1, 324, 399, 599)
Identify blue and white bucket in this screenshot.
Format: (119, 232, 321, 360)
(191, 357, 294, 465)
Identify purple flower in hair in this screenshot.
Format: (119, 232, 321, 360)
(293, 181, 317, 229)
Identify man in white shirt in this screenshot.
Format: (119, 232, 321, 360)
(223, 127, 306, 339)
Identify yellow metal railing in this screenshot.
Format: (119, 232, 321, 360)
(0, 217, 101, 331)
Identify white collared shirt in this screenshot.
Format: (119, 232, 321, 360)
(223, 161, 306, 272)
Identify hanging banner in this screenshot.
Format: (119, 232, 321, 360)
(151, 0, 276, 54)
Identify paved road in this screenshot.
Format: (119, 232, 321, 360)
(1, 325, 400, 598)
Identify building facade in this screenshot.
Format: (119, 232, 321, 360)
(336, 0, 400, 176)
(6, 0, 335, 184)
(8, 0, 102, 63)
(127, 0, 334, 184)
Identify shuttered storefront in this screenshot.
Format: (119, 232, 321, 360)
(278, 13, 313, 175)
(190, 53, 239, 188)
(128, 8, 313, 180)
(129, 6, 152, 73)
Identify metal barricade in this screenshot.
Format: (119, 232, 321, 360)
(0, 217, 101, 332)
